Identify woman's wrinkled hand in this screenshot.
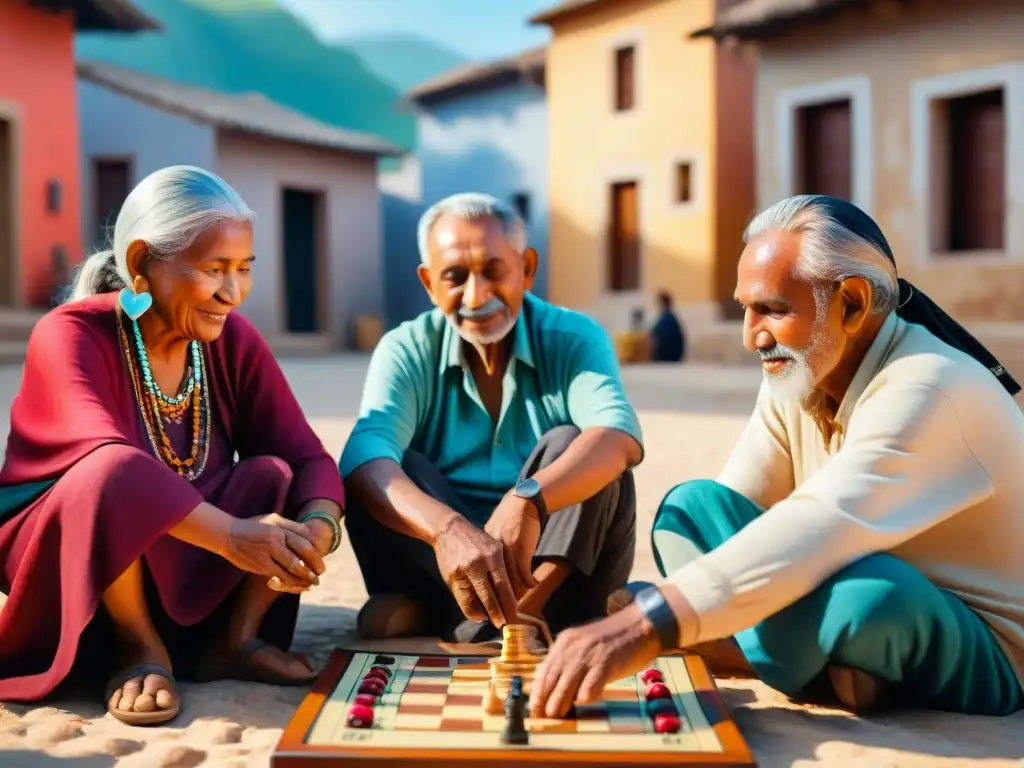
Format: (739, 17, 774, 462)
(220, 513, 326, 594)
(305, 517, 341, 558)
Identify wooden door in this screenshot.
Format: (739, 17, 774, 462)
(949, 89, 1005, 251)
(798, 100, 852, 200)
(282, 188, 321, 334)
(609, 181, 639, 291)
(94, 159, 131, 247)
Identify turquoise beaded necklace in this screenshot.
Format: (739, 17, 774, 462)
(119, 313, 212, 480)
(130, 319, 201, 405)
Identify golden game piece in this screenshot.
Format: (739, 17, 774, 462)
(484, 624, 544, 715)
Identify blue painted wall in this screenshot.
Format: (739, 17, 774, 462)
(382, 81, 549, 328)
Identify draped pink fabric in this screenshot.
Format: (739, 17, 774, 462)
(0, 293, 344, 700)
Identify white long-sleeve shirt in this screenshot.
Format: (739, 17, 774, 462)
(665, 311, 1024, 685)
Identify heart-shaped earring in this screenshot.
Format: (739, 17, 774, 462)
(119, 288, 153, 321)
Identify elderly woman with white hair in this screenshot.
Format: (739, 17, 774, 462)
(527, 194, 1024, 721)
(0, 166, 345, 725)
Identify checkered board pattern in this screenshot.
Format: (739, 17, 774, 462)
(306, 653, 724, 753)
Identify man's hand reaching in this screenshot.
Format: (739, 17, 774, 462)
(432, 515, 519, 628)
(484, 493, 541, 600)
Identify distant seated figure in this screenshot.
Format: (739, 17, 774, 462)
(650, 291, 684, 362)
(340, 192, 643, 644)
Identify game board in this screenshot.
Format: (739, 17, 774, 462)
(273, 648, 756, 767)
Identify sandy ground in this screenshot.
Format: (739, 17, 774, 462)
(0, 356, 1021, 767)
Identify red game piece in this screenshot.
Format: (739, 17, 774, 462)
(347, 704, 375, 728)
(369, 665, 392, 678)
(358, 678, 385, 696)
(645, 682, 671, 700)
(654, 713, 681, 734)
(354, 693, 377, 707)
(640, 668, 663, 684)
(364, 668, 389, 683)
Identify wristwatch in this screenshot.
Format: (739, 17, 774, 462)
(634, 586, 681, 651)
(511, 477, 548, 526)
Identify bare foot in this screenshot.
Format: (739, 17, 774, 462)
(828, 666, 891, 713)
(357, 594, 430, 639)
(242, 642, 316, 681)
(106, 641, 179, 721)
(199, 637, 317, 684)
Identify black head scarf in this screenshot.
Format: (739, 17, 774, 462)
(800, 195, 1020, 396)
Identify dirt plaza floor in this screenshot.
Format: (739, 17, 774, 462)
(0, 356, 1021, 767)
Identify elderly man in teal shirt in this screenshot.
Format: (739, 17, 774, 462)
(340, 192, 644, 644)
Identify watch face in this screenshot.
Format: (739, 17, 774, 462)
(517, 477, 541, 497)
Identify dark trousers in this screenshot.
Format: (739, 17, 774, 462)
(346, 425, 637, 639)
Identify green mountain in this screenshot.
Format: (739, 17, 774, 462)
(338, 34, 469, 93)
(75, 0, 414, 153)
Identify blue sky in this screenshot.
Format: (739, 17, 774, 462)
(279, 0, 554, 60)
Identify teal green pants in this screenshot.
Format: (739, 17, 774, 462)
(652, 480, 1024, 715)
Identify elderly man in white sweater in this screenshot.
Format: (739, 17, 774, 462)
(528, 195, 1024, 719)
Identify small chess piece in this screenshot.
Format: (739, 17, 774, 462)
(499, 675, 529, 745)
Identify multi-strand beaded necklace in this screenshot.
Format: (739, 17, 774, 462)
(118, 313, 212, 480)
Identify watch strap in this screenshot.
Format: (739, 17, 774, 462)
(634, 586, 680, 651)
(528, 489, 548, 522)
(513, 479, 548, 524)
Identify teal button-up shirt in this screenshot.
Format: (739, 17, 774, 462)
(339, 294, 644, 525)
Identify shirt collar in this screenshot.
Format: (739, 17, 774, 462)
(440, 297, 535, 373)
(833, 309, 903, 429)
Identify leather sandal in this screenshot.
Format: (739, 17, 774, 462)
(105, 662, 180, 726)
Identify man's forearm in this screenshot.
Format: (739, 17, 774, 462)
(530, 428, 642, 514)
(657, 490, 906, 648)
(345, 458, 460, 545)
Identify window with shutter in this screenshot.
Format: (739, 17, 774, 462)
(614, 46, 635, 112)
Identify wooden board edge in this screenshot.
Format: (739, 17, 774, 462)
(275, 648, 353, 752)
(273, 759, 748, 768)
(272, 749, 752, 767)
(683, 654, 758, 767)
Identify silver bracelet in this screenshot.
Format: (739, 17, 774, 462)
(634, 586, 680, 651)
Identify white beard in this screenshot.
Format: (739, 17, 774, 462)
(761, 342, 817, 403)
(761, 293, 841, 404)
(446, 306, 517, 348)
